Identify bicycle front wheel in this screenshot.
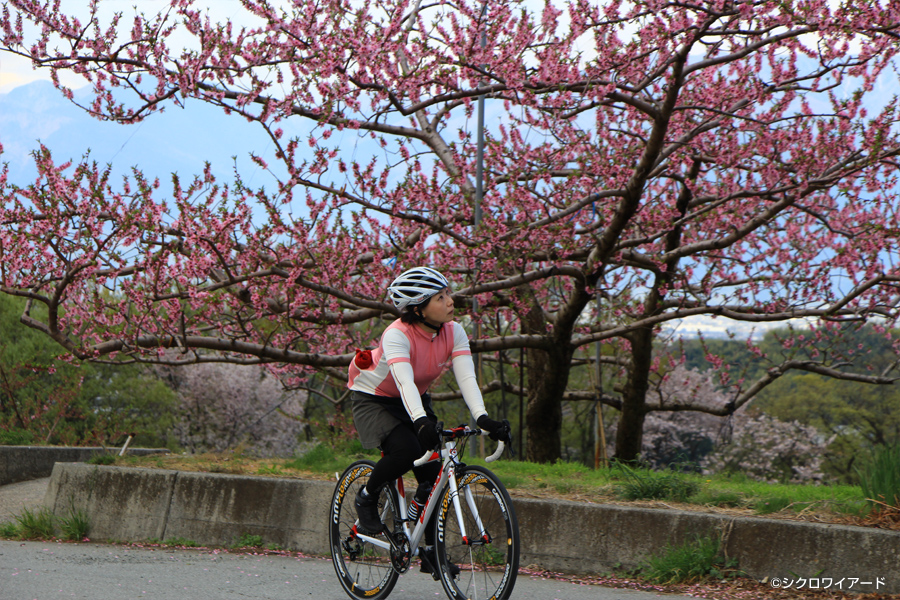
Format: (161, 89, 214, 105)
(434, 465, 519, 600)
(329, 460, 400, 600)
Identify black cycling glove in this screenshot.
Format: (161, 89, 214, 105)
(477, 415, 511, 443)
(414, 416, 441, 450)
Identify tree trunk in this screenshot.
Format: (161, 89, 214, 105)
(515, 282, 577, 463)
(614, 327, 654, 462)
(524, 345, 573, 463)
(614, 159, 697, 462)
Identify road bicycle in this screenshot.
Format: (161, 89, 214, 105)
(329, 423, 520, 600)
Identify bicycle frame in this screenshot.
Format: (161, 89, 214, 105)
(353, 426, 505, 560)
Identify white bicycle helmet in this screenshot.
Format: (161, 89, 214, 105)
(387, 267, 450, 310)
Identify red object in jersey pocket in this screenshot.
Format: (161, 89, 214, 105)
(355, 348, 374, 370)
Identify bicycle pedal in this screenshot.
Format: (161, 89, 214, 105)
(419, 548, 437, 577)
(419, 547, 460, 581)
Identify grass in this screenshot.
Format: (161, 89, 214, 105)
(0, 520, 20, 538)
(90, 445, 874, 526)
(640, 534, 741, 584)
(613, 463, 699, 502)
(231, 533, 264, 548)
(690, 490, 743, 508)
(751, 496, 793, 514)
(87, 453, 118, 466)
(0, 507, 91, 541)
(59, 508, 90, 541)
(257, 464, 284, 476)
(501, 474, 523, 489)
(856, 444, 900, 512)
(283, 442, 375, 473)
(486, 458, 865, 518)
(17, 508, 56, 539)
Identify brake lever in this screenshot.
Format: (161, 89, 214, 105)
(502, 419, 516, 458)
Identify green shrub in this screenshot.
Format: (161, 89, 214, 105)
(0, 429, 36, 445)
(614, 463, 699, 502)
(856, 444, 900, 511)
(641, 535, 740, 584)
(482, 545, 507, 566)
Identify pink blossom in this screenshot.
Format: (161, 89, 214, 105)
(1, 0, 900, 463)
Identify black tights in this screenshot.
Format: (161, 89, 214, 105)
(365, 422, 441, 544)
(366, 421, 440, 491)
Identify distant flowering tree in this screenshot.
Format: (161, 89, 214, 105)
(3, 0, 900, 462)
(160, 362, 306, 457)
(702, 412, 830, 484)
(631, 366, 726, 470)
(630, 365, 829, 482)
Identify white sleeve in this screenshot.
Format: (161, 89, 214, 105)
(389, 361, 427, 421)
(381, 328, 428, 421)
(382, 327, 412, 362)
(452, 354, 487, 422)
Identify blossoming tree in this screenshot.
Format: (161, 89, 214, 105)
(2, 0, 900, 462)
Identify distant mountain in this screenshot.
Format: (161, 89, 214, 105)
(0, 80, 292, 187)
(661, 314, 781, 340)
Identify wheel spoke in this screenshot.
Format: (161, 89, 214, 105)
(434, 466, 519, 600)
(329, 461, 400, 600)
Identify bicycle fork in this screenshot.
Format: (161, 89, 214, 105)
(447, 471, 492, 546)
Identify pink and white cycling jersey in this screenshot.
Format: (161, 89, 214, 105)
(348, 319, 486, 422)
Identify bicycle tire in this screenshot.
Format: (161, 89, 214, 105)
(329, 460, 401, 600)
(434, 465, 519, 600)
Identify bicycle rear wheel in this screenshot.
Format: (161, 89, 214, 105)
(434, 465, 519, 600)
(329, 460, 400, 600)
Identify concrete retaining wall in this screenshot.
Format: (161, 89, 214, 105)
(44, 463, 332, 554)
(0, 446, 168, 486)
(45, 463, 899, 594)
(516, 495, 898, 593)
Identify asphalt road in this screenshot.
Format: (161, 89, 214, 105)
(0, 539, 694, 600)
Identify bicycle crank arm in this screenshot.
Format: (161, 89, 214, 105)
(352, 529, 392, 551)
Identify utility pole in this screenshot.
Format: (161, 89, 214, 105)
(472, 2, 488, 458)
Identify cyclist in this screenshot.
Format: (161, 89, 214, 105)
(347, 266, 510, 577)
